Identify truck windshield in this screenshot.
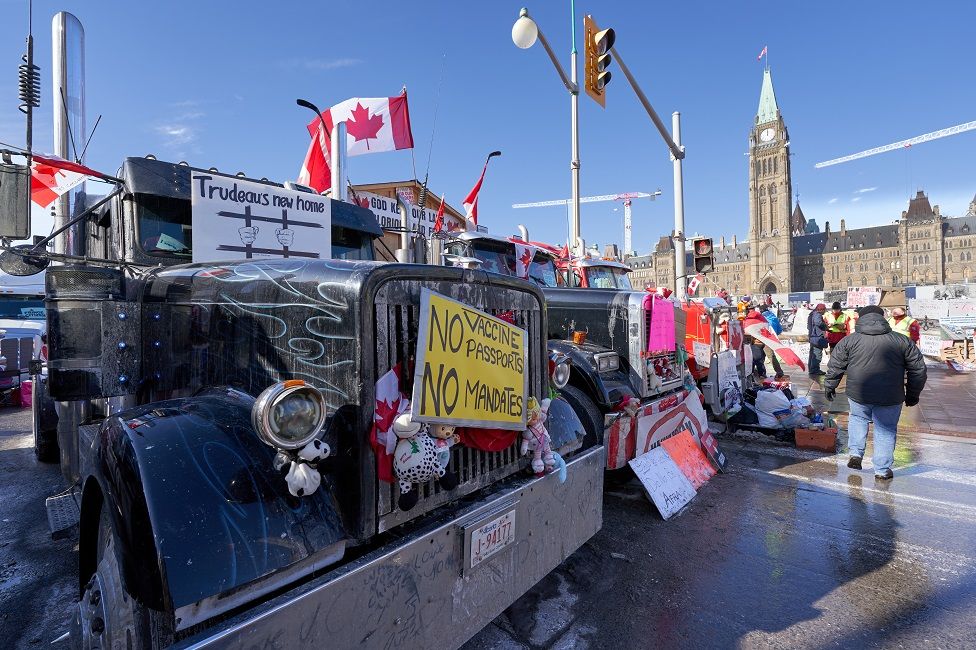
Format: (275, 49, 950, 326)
(0, 297, 45, 320)
(586, 265, 633, 289)
(137, 194, 192, 257)
(464, 240, 560, 287)
(333, 227, 375, 260)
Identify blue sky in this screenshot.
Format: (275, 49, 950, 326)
(1, 0, 974, 252)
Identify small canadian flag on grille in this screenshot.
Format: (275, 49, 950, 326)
(687, 273, 704, 296)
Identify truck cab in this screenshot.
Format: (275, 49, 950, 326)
(0, 156, 603, 648)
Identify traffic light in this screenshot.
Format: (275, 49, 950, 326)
(693, 237, 714, 274)
(584, 15, 614, 108)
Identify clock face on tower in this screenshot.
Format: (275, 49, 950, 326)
(759, 128, 776, 143)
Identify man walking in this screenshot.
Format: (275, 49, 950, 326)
(807, 303, 828, 376)
(824, 305, 927, 480)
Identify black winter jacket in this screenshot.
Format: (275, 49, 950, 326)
(824, 313, 927, 406)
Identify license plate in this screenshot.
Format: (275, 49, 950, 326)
(468, 508, 516, 569)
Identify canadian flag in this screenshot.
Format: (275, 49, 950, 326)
(462, 152, 501, 230)
(369, 364, 410, 483)
(743, 311, 806, 371)
(513, 241, 537, 279)
(687, 273, 703, 296)
(433, 194, 445, 233)
(30, 154, 102, 208)
(298, 91, 414, 193)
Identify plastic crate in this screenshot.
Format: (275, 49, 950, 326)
(795, 427, 837, 452)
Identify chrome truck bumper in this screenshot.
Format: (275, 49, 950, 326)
(176, 445, 604, 650)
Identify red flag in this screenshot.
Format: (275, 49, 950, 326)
(462, 152, 500, 230)
(743, 311, 806, 371)
(757, 45, 767, 62)
(433, 194, 445, 233)
(298, 91, 414, 193)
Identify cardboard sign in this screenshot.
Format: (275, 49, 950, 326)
(629, 447, 697, 520)
(350, 189, 456, 238)
(412, 289, 528, 430)
(717, 350, 742, 417)
(693, 341, 712, 368)
(661, 430, 716, 489)
(191, 172, 331, 263)
(698, 428, 728, 472)
(919, 334, 949, 358)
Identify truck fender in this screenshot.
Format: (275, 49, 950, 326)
(547, 340, 617, 409)
(83, 387, 348, 625)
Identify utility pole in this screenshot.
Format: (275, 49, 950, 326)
(672, 112, 686, 297)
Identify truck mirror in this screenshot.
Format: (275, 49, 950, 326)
(0, 244, 49, 276)
(0, 162, 31, 240)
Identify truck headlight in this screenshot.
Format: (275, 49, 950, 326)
(594, 352, 620, 373)
(549, 351, 571, 389)
(252, 380, 328, 450)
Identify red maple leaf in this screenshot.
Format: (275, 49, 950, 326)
(519, 248, 533, 273)
(374, 396, 401, 432)
(345, 103, 384, 149)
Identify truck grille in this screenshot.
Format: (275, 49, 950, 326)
(372, 280, 543, 532)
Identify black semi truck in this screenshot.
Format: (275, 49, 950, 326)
(0, 156, 604, 648)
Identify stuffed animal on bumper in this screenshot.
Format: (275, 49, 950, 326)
(393, 413, 455, 511)
(273, 438, 331, 497)
(521, 397, 556, 477)
(429, 423, 460, 491)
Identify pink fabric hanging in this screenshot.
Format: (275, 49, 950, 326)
(647, 295, 676, 353)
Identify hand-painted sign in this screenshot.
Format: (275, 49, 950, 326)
(660, 429, 716, 489)
(191, 172, 331, 263)
(629, 446, 697, 520)
(350, 189, 459, 237)
(847, 286, 881, 308)
(693, 341, 711, 368)
(412, 289, 528, 430)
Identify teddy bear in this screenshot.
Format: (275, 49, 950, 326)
(392, 413, 457, 511)
(428, 423, 460, 491)
(273, 437, 331, 497)
(521, 397, 555, 477)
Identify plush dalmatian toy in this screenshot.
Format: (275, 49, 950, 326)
(392, 413, 458, 511)
(273, 438, 331, 498)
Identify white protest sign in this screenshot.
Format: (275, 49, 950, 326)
(693, 341, 711, 368)
(628, 447, 697, 520)
(350, 190, 450, 238)
(847, 287, 881, 308)
(919, 334, 947, 358)
(191, 173, 331, 263)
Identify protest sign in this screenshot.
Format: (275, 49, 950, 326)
(350, 189, 454, 237)
(412, 289, 528, 430)
(661, 429, 716, 489)
(191, 172, 330, 263)
(634, 390, 709, 454)
(919, 334, 949, 358)
(629, 447, 697, 520)
(693, 341, 711, 368)
(847, 287, 881, 308)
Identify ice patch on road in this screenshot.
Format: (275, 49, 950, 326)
(0, 434, 32, 452)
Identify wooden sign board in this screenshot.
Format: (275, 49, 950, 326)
(661, 429, 716, 489)
(629, 447, 697, 520)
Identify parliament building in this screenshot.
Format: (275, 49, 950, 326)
(627, 68, 976, 296)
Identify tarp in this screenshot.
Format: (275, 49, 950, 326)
(879, 288, 906, 308)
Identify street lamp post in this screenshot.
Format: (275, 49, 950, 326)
(512, 5, 582, 255)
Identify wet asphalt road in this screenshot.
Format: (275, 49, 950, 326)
(3, 366, 976, 649)
(0, 408, 75, 648)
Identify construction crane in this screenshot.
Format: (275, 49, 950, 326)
(815, 120, 976, 168)
(513, 190, 662, 256)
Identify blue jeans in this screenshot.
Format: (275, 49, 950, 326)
(847, 399, 902, 474)
(808, 345, 823, 374)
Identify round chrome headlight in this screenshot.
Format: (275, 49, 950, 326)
(252, 380, 328, 450)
